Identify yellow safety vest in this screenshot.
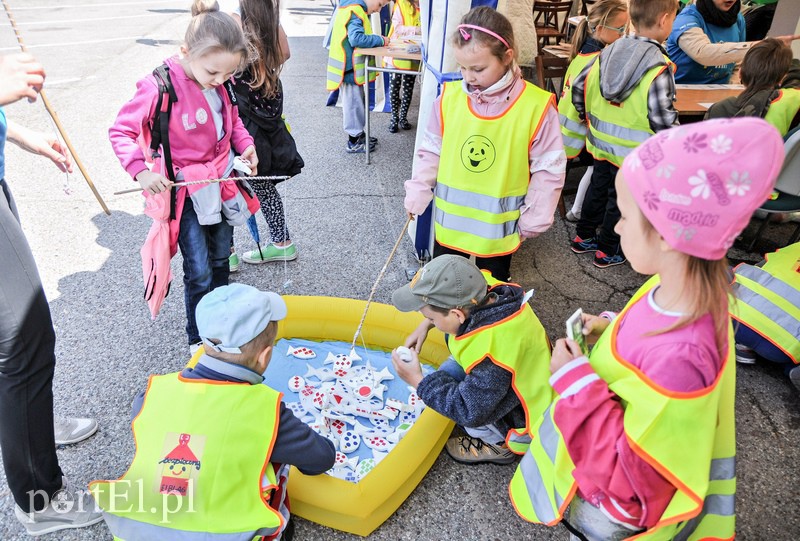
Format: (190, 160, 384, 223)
(447, 272, 553, 454)
(90, 374, 283, 541)
(384, 0, 420, 71)
(731, 242, 800, 364)
(559, 53, 598, 159)
(510, 278, 737, 540)
(327, 5, 378, 91)
(764, 88, 800, 137)
(434, 80, 553, 257)
(585, 58, 674, 168)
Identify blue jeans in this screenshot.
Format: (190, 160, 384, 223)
(178, 197, 233, 343)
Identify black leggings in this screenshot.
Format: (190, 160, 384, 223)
(249, 179, 290, 245)
(433, 241, 513, 282)
(390, 73, 416, 123)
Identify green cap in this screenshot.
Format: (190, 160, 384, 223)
(392, 255, 488, 312)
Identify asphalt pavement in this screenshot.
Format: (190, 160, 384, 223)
(0, 0, 798, 539)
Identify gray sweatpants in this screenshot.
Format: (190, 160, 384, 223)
(340, 82, 366, 138)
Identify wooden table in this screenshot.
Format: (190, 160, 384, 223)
(674, 84, 744, 116)
(354, 45, 423, 164)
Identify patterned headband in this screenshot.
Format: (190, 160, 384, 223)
(457, 24, 511, 50)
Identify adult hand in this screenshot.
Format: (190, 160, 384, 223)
(241, 145, 259, 175)
(581, 312, 610, 345)
(550, 338, 583, 374)
(6, 122, 72, 173)
(774, 35, 800, 48)
(390, 347, 424, 388)
(135, 170, 172, 195)
(404, 319, 432, 352)
(0, 53, 45, 106)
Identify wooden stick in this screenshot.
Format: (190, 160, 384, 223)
(2, 0, 111, 215)
(113, 175, 291, 195)
(349, 215, 413, 354)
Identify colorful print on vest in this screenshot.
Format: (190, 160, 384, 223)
(158, 433, 204, 496)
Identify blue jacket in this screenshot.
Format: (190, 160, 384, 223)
(339, 0, 385, 84)
(666, 4, 746, 84)
(131, 355, 336, 475)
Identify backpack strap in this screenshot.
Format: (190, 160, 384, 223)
(151, 64, 179, 220)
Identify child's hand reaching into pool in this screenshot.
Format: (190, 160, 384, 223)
(391, 347, 423, 389)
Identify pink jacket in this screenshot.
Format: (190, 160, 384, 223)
(110, 56, 257, 246)
(549, 290, 722, 529)
(404, 70, 566, 238)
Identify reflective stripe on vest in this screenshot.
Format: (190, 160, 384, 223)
(731, 243, 800, 364)
(765, 88, 800, 136)
(585, 60, 670, 168)
(327, 5, 377, 91)
(384, 0, 420, 70)
(509, 276, 736, 539)
(558, 52, 598, 158)
(434, 80, 552, 256)
(91, 374, 283, 540)
(447, 274, 554, 454)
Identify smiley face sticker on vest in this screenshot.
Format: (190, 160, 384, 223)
(157, 433, 205, 497)
(461, 135, 496, 173)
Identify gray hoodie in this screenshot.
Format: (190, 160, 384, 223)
(598, 36, 669, 103)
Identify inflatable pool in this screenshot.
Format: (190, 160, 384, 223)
(190, 296, 454, 536)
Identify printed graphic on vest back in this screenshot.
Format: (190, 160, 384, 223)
(461, 135, 495, 173)
(157, 433, 205, 496)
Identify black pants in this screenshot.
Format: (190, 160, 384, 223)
(0, 179, 63, 512)
(576, 159, 623, 256)
(433, 241, 513, 282)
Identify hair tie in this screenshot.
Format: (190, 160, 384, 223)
(457, 24, 510, 50)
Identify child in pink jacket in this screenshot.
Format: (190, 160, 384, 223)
(109, 0, 258, 350)
(404, 7, 565, 281)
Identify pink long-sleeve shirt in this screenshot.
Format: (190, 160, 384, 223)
(404, 69, 566, 238)
(550, 287, 723, 529)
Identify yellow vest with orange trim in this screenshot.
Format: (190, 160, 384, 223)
(434, 80, 553, 257)
(327, 4, 378, 91)
(383, 0, 420, 70)
(447, 271, 553, 454)
(731, 242, 800, 365)
(585, 57, 675, 168)
(510, 277, 737, 540)
(558, 52, 598, 158)
(90, 373, 283, 541)
(764, 88, 800, 136)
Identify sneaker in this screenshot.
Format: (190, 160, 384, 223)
(242, 243, 298, 264)
(14, 478, 104, 536)
(565, 210, 580, 222)
(789, 365, 800, 392)
(570, 235, 598, 254)
(734, 343, 757, 365)
(593, 250, 627, 268)
(229, 252, 240, 273)
(345, 137, 377, 154)
(444, 435, 516, 465)
(54, 418, 98, 446)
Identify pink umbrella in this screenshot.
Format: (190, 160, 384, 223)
(140, 191, 177, 320)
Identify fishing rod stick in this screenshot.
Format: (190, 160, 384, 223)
(113, 175, 291, 195)
(2, 0, 111, 215)
(350, 215, 413, 354)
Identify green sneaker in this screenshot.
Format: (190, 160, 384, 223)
(229, 252, 240, 273)
(242, 243, 297, 264)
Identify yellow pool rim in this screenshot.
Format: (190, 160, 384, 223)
(189, 295, 454, 536)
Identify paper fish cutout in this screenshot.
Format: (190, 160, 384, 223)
(387, 421, 413, 443)
(287, 346, 316, 359)
(399, 410, 417, 425)
(334, 451, 359, 471)
(287, 375, 306, 392)
(356, 457, 376, 480)
(372, 449, 389, 464)
(284, 401, 306, 419)
(327, 467, 358, 482)
(364, 435, 393, 452)
(304, 364, 336, 382)
(339, 430, 361, 453)
(372, 367, 395, 384)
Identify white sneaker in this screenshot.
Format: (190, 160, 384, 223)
(14, 478, 104, 536)
(734, 344, 757, 365)
(54, 417, 98, 446)
(190, 341, 204, 355)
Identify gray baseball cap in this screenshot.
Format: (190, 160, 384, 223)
(392, 255, 488, 312)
